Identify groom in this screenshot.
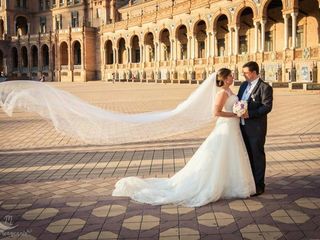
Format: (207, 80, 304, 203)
(238, 61, 273, 196)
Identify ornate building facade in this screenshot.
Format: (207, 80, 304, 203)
(0, 0, 319, 84)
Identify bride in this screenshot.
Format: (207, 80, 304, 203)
(0, 68, 255, 207)
(112, 68, 256, 207)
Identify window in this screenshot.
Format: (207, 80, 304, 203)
(217, 39, 225, 57)
(55, 14, 62, 30)
(71, 11, 79, 28)
(59, 0, 64, 6)
(265, 31, 273, 52)
(239, 35, 247, 54)
(67, 0, 72, 5)
(40, 16, 46, 33)
(16, 0, 27, 8)
(52, 0, 56, 7)
(296, 25, 303, 48)
(45, 0, 50, 9)
(40, 0, 44, 10)
(74, 0, 80, 4)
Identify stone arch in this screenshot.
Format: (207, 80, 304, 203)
(234, 2, 258, 24)
(11, 47, 18, 69)
(159, 28, 170, 61)
(21, 46, 28, 67)
(31, 45, 38, 68)
(104, 40, 113, 65)
(117, 37, 126, 64)
(212, 10, 232, 31)
(60, 41, 68, 66)
(130, 35, 140, 63)
(176, 24, 188, 60)
(72, 40, 81, 65)
(264, 0, 284, 51)
(238, 7, 254, 54)
(194, 20, 207, 58)
(144, 32, 155, 62)
(215, 14, 229, 57)
(261, 0, 286, 17)
(41, 44, 49, 68)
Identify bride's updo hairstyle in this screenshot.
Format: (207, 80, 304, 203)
(216, 68, 232, 87)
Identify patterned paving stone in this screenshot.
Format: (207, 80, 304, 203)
(46, 218, 85, 233)
(22, 208, 59, 220)
(0, 83, 319, 239)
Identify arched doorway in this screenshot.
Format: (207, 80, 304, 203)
(144, 32, 155, 62)
(21, 46, 28, 68)
(238, 8, 254, 54)
(176, 25, 188, 60)
(159, 28, 170, 61)
(31, 45, 38, 70)
(105, 40, 113, 64)
(194, 20, 207, 58)
(11, 47, 18, 70)
(263, 0, 284, 51)
(215, 15, 229, 57)
(41, 44, 49, 70)
(118, 38, 126, 64)
(73, 41, 81, 65)
(131, 35, 140, 63)
(60, 42, 68, 66)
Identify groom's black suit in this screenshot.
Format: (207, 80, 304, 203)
(238, 79, 273, 193)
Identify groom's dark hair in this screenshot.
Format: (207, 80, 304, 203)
(243, 61, 259, 75)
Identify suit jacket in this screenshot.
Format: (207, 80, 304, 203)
(237, 79, 273, 137)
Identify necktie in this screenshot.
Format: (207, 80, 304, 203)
(241, 82, 251, 125)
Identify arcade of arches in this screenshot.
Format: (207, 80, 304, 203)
(1, 0, 320, 83)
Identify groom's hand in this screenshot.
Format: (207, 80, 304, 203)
(242, 111, 249, 119)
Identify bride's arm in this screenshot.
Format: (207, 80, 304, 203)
(213, 91, 237, 118)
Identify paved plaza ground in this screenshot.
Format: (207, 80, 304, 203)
(0, 81, 319, 240)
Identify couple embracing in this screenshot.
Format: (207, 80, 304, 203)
(113, 61, 273, 207)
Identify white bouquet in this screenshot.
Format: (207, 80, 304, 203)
(233, 100, 248, 117)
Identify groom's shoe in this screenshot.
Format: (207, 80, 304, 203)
(250, 188, 264, 197)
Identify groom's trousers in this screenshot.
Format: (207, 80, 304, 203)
(240, 124, 266, 191)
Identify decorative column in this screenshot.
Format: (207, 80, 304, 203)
(27, 23, 30, 34)
(228, 26, 233, 56)
(206, 33, 211, 58)
(212, 31, 216, 57)
(187, 36, 191, 59)
(113, 48, 117, 64)
(260, 20, 266, 52)
(13, 20, 16, 35)
(254, 21, 259, 53)
(283, 14, 289, 49)
(127, 47, 132, 64)
(191, 36, 195, 59)
(234, 26, 239, 55)
(170, 39, 174, 60)
(291, 12, 298, 49)
(139, 45, 143, 63)
(154, 42, 158, 62)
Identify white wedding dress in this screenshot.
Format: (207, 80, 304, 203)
(0, 74, 255, 207)
(112, 91, 256, 207)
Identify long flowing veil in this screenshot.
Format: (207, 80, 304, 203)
(0, 73, 218, 145)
